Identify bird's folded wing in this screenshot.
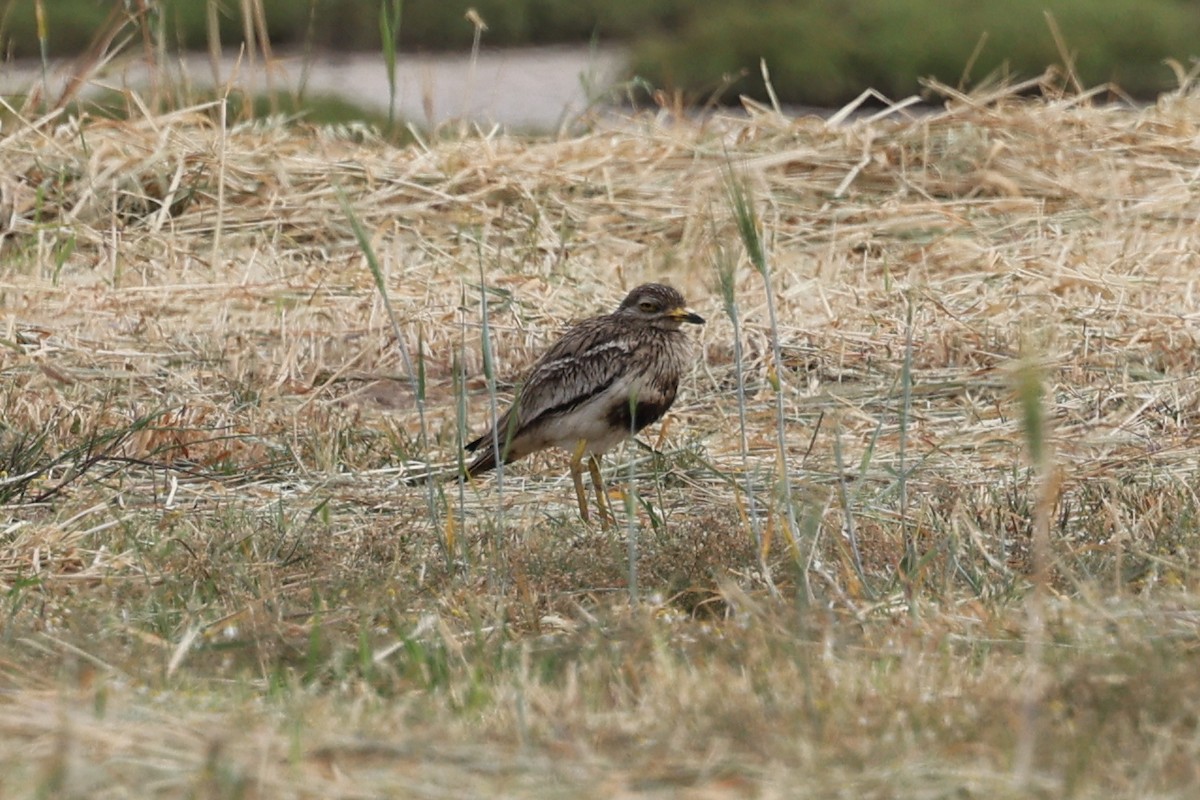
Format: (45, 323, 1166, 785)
(510, 332, 640, 431)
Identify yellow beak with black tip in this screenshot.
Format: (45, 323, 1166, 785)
(669, 307, 706, 325)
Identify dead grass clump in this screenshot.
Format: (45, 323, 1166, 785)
(4, 75, 1200, 794)
(500, 505, 767, 622)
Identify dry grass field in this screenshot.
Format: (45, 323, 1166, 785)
(3, 75, 1200, 798)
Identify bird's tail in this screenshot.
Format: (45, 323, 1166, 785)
(401, 464, 458, 485)
(403, 447, 499, 486)
(464, 447, 498, 477)
(465, 425, 514, 477)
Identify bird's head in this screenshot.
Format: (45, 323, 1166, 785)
(616, 283, 705, 331)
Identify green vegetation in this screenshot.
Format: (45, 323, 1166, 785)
(631, 0, 1200, 105)
(0, 0, 665, 56)
(2, 0, 1196, 105)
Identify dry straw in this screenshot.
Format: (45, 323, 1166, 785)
(3, 63, 1200, 794)
(0, 76, 1199, 568)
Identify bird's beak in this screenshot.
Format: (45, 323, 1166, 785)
(669, 307, 705, 325)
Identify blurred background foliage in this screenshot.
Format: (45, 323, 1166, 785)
(1, 0, 1197, 105)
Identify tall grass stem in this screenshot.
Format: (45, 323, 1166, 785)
(336, 188, 441, 545)
(724, 165, 804, 596)
(713, 240, 776, 596)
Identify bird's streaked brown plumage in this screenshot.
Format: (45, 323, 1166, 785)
(465, 283, 704, 525)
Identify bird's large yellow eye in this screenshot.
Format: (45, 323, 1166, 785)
(638, 300, 658, 313)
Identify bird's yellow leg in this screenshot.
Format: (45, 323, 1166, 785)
(587, 454, 616, 528)
(570, 439, 590, 523)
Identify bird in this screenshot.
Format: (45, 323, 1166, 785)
(464, 282, 705, 526)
